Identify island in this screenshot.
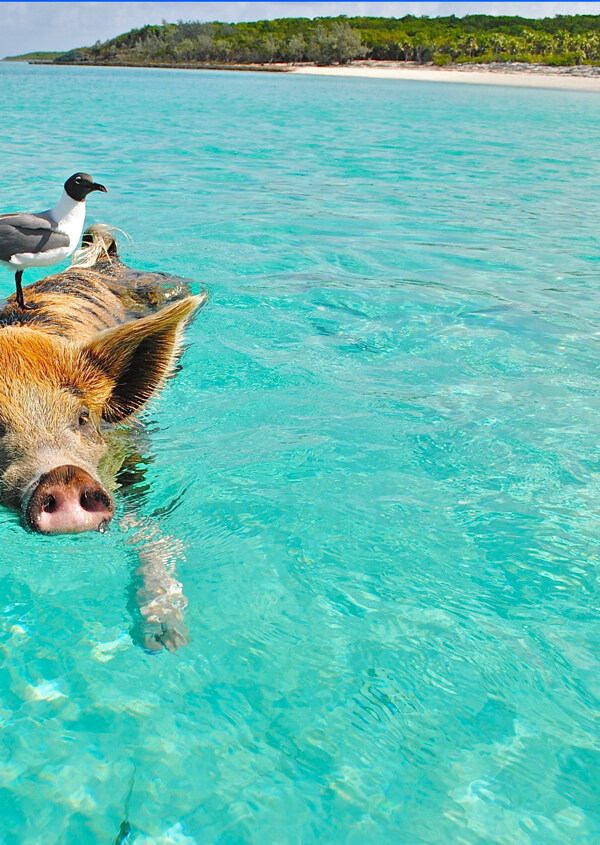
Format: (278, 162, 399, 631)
(4, 14, 600, 71)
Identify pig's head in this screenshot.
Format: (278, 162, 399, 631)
(0, 296, 203, 533)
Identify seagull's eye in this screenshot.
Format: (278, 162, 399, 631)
(75, 177, 82, 184)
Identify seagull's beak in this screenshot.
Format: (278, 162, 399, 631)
(91, 183, 107, 193)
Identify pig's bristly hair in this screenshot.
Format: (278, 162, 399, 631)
(0, 328, 114, 424)
(71, 224, 130, 269)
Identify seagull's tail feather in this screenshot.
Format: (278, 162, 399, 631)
(71, 224, 132, 269)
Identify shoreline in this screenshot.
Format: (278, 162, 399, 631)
(291, 61, 600, 91)
(16, 59, 290, 73)
(12, 58, 600, 90)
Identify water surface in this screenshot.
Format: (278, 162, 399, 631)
(1, 63, 600, 843)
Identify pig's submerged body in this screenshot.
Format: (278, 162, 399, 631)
(0, 225, 205, 651)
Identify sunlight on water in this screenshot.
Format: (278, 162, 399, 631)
(1, 62, 600, 842)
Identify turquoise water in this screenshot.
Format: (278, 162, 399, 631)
(1, 62, 600, 843)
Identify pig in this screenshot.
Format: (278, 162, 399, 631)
(0, 224, 207, 651)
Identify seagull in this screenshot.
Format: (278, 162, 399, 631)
(0, 173, 107, 309)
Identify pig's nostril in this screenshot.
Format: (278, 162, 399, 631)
(42, 495, 57, 513)
(80, 489, 112, 513)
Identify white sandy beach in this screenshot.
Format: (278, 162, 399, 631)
(292, 62, 600, 92)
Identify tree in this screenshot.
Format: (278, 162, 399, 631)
(330, 21, 368, 63)
(287, 34, 306, 64)
(307, 22, 366, 65)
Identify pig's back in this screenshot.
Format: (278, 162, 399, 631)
(0, 268, 129, 340)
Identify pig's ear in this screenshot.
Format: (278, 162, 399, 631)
(81, 294, 207, 423)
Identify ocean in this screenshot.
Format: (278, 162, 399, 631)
(1, 61, 600, 843)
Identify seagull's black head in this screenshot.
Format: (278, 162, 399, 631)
(64, 173, 108, 202)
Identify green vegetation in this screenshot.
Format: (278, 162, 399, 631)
(47, 14, 600, 67)
(3, 51, 63, 62)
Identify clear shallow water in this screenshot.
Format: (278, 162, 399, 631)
(1, 62, 600, 843)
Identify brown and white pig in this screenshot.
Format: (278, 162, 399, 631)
(0, 225, 207, 651)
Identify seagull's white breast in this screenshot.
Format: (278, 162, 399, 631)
(47, 190, 87, 251)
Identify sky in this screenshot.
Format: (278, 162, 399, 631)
(2, 2, 600, 57)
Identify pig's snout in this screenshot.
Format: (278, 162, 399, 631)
(25, 465, 114, 534)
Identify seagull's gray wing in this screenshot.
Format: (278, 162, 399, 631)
(0, 213, 70, 262)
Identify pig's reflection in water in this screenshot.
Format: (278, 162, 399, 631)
(0, 224, 207, 653)
(124, 511, 190, 654)
(118, 451, 190, 653)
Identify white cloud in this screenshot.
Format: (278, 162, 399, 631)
(2, 2, 600, 57)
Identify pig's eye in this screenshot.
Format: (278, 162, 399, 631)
(78, 409, 90, 428)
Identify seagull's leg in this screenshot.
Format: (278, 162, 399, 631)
(15, 271, 25, 308)
(15, 271, 34, 310)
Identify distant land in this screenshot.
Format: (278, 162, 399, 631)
(4, 51, 63, 62)
(5, 14, 600, 68)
